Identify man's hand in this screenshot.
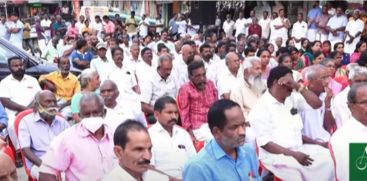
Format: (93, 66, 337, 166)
(292, 151, 314, 166)
(278, 75, 299, 90)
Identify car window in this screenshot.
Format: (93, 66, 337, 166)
(0, 43, 17, 68)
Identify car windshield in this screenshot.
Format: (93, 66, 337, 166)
(0, 42, 17, 65)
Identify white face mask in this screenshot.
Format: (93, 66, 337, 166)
(81, 117, 104, 133)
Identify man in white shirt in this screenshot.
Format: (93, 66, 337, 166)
(155, 14, 164, 35)
(249, 66, 334, 181)
(90, 42, 113, 82)
(149, 96, 196, 179)
(332, 66, 367, 128)
(234, 12, 246, 38)
(326, 7, 348, 48)
(344, 10, 364, 54)
(40, 15, 51, 41)
(173, 44, 195, 87)
(7, 13, 23, 48)
(125, 43, 142, 71)
(259, 11, 271, 40)
(91, 15, 104, 39)
(269, 9, 290, 46)
(139, 14, 150, 38)
(222, 14, 235, 38)
(100, 80, 146, 132)
(330, 83, 367, 181)
(300, 65, 334, 145)
(136, 47, 156, 86)
(102, 121, 169, 181)
(107, 47, 140, 111)
(291, 13, 308, 50)
(155, 30, 176, 54)
(175, 14, 187, 35)
(140, 54, 178, 121)
(0, 15, 8, 39)
(75, 15, 85, 35)
(217, 52, 244, 99)
(0, 56, 41, 153)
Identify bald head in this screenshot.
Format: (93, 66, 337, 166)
(225, 52, 241, 74)
(181, 44, 194, 63)
(34, 90, 56, 107)
(0, 153, 17, 180)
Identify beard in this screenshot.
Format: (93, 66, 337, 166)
(248, 75, 266, 95)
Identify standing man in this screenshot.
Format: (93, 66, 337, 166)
(0, 56, 41, 166)
(259, 11, 271, 41)
(326, 7, 348, 48)
(90, 42, 113, 82)
(307, 1, 321, 42)
(102, 120, 169, 181)
(39, 93, 116, 181)
(7, 13, 24, 48)
(270, 9, 290, 46)
(249, 66, 334, 181)
(177, 61, 217, 142)
(330, 83, 367, 181)
(315, 6, 330, 42)
(18, 90, 69, 179)
(125, 11, 138, 37)
(292, 13, 308, 50)
(234, 12, 246, 38)
(344, 10, 364, 54)
(183, 99, 261, 181)
(248, 17, 262, 38)
(222, 14, 235, 38)
(149, 96, 196, 179)
(139, 14, 150, 38)
(102, 15, 115, 36)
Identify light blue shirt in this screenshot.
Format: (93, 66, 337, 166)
(183, 139, 261, 181)
(18, 112, 70, 168)
(0, 103, 8, 137)
(307, 8, 321, 29)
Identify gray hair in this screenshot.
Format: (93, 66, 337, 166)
(303, 64, 325, 81)
(158, 54, 173, 67)
(348, 65, 367, 80)
(243, 56, 260, 71)
(80, 68, 97, 89)
(347, 82, 367, 103)
(320, 58, 334, 66)
(79, 92, 105, 111)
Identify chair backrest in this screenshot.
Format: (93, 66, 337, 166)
(14, 109, 33, 137)
(2, 145, 15, 163)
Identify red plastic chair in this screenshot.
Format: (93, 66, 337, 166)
(13, 109, 35, 181)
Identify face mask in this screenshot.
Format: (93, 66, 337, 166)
(82, 117, 104, 133)
(38, 105, 58, 120)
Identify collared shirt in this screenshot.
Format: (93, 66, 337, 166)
(229, 81, 263, 119)
(172, 54, 189, 87)
(249, 91, 308, 160)
(234, 18, 246, 37)
(125, 17, 138, 33)
(39, 71, 80, 102)
(330, 117, 367, 181)
(316, 14, 329, 34)
(223, 20, 235, 37)
(183, 139, 260, 181)
(248, 24, 262, 38)
(135, 60, 155, 85)
(140, 69, 178, 106)
(8, 20, 24, 47)
(149, 122, 196, 178)
(124, 57, 143, 72)
(0, 103, 8, 137)
(177, 80, 217, 130)
(331, 86, 350, 128)
(292, 21, 307, 40)
(0, 75, 41, 119)
(108, 64, 138, 98)
(90, 56, 114, 82)
(102, 164, 169, 181)
(104, 20, 115, 34)
(139, 19, 150, 38)
(42, 43, 58, 63)
(270, 17, 289, 41)
(104, 103, 146, 132)
(18, 112, 69, 168)
(327, 15, 348, 42)
(344, 18, 364, 54)
(71, 50, 94, 69)
(217, 66, 244, 98)
(154, 40, 176, 54)
(300, 93, 330, 142)
(307, 7, 321, 29)
(39, 123, 117, 181)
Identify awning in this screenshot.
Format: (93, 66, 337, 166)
(28, 0, 59, 4)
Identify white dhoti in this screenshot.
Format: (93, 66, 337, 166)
(192, 123, 213, 142)
(344, 38, 360, 55)
(38, 39, 46, 52)
(7, 114, 19, 150)
(261, 144, 335, 181)
(307, 29, 317, 42)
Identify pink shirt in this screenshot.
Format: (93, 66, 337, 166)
(67, 26, 79, 37)
(39, 123, 117, 181)
(104, 21, 115, 34)
(350, 52, 360, 63)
